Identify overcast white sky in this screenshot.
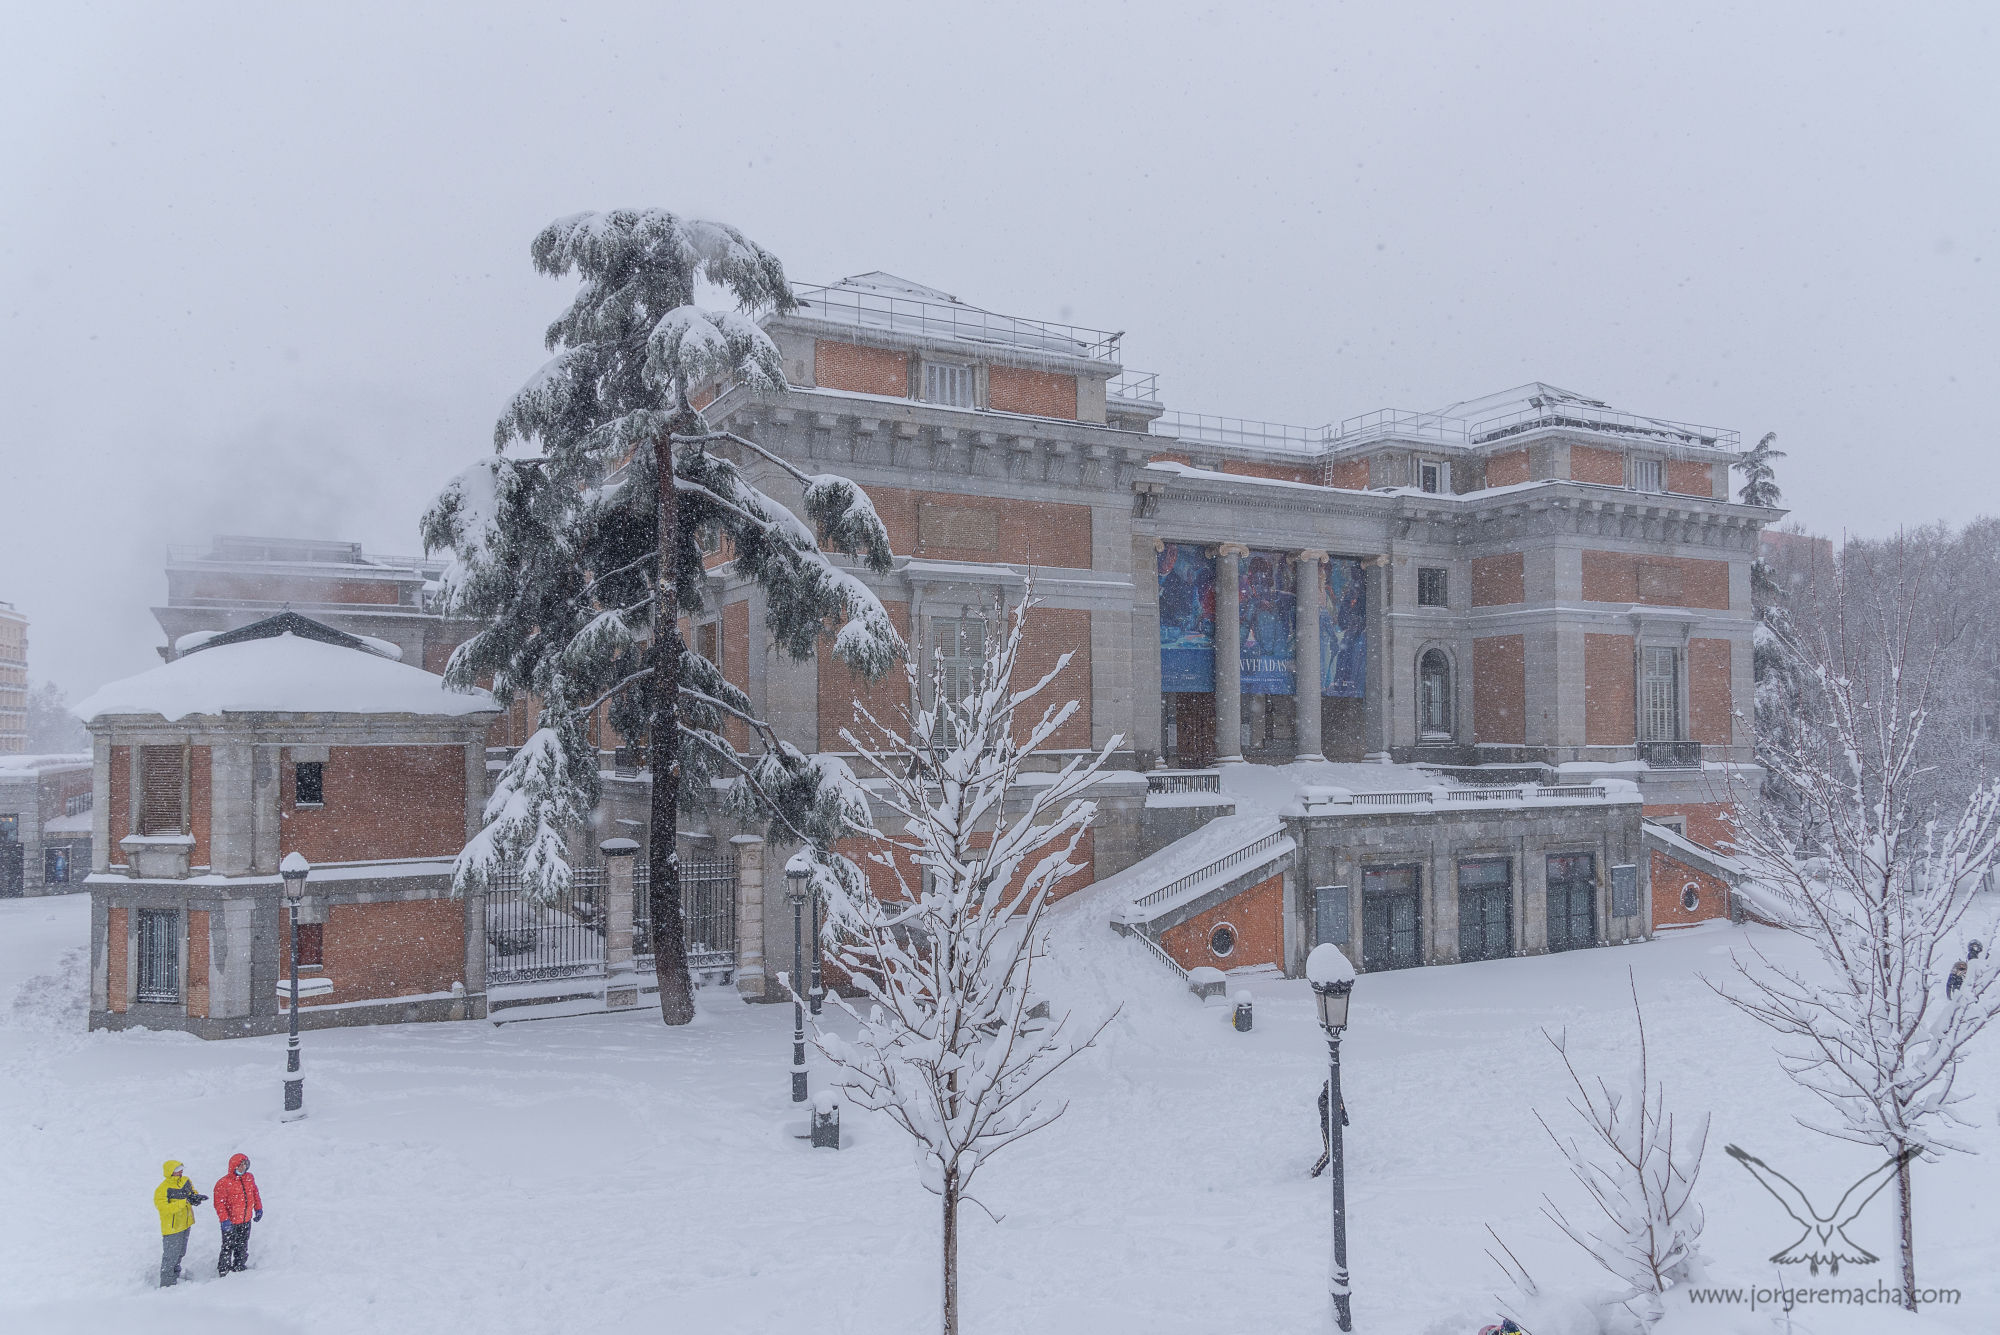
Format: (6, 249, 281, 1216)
(3, 2, 1996, 696)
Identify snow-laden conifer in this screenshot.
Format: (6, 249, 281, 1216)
(1536, 975, 1710, 1328)
(1734, 430, 1785, 509)
(422, 210, 903, 1024)
(1717, 545, 2000, 1311)
(803, 588, 1116, 1335)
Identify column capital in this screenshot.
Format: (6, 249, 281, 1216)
(1298, 549, 1329, 563)
(1217, 542, 1250, 558)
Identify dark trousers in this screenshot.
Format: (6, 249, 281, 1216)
(160, 1228, 189, 1286)
(218, 1221, 252, 1274)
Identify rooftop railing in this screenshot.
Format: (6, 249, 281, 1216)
(1469, 403, 1738, 450)
(1107, 371, 1161, 405)
(1151, 411, 1327, 452)
(790, 282, 1123, 363)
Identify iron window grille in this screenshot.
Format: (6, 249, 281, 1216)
(136, 908, 180, 1003)
(1417, 649, 1453, 741)
(1417, 458, 1450, 493)
(294, 761, 324, 807)
(1640, 646, 1681, 743)
(1416, 567, 1447, 607)
(1631, 458, 1664, 493)
(922, 362, 976, 408)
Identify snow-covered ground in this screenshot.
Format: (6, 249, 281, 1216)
(5, 888, 1996, 1334)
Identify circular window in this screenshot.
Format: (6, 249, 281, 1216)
(1681, 883, 1701, 912)
(1209, 922, 1238, 958)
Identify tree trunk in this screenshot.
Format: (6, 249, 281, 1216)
(649, 419, 697, 1025)
(1896, 1148, 1916, 1310)
(942, 1168, 959, 1335)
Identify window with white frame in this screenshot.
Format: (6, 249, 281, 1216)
(1418, 649, 1453, 741)
(922, 362, 976, 408)
(1641, 646, 1682, 741)
(932, 616, 988, 743)
(1631, 458, 1664, 493)
(1417, 458, 1450, 494)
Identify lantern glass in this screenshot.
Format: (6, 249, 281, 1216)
(281, 872, 308, 905)
(1314, 978, 1352, 1032)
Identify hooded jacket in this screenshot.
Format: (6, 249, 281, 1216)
(213, 1154, 262, 1226)
(154, 1161, 206, 1235)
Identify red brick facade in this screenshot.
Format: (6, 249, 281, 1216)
(279, 746, 467, 864)
(186, 909, 210, 1018)
(1581, 551, 1732, 610)
(1323, 458, 1370, 490)
(1689, 637, 1733, 745)
(1569, 445, 1626, 485)
(1644, 802, 1736, 851)
(721, 601, 750, 750)
(865, 486, 1093, 568)
(820, 600, 910, 753)
(107, 906, 128, 1012)
(988, 365, 1077, 419)
(1667, 459, 1716, 498)
(1473, 635, 1526, 743)
(1159, 872, 1284, 973)
(1651, 848, 1731, 927)
(283, 898, 466, 1007)
(182, 574, 401, 605)
(1470, 553, 1525, 606)
(1484, 449, 1531, 487)
(814, 339, 909, 397)
(1584, 633, 1637, 745)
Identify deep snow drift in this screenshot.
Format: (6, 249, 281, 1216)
(3, 888, 1995, 1333)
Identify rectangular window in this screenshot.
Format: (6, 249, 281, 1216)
(922, 362, 976, 408)
(295, 922, 325, 969)
(0, 813, 15, 842)
(138, 745, 185, 835)
(1631, 458, 1664, 493)
(1416, 567, 1448, 607)
(1640, 646, 1681, 741)
(294, 761, 325, 807)
(1417, 459, 1450, 494)
(932, 617, 987, 744)
(136, 908, 180, 1003)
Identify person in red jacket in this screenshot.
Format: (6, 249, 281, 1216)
(211, 1153, 264, 1275)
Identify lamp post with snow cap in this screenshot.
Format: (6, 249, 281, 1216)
(280, 852, 310, 1121)
(785, 853, 812, 1103)
(1308, 942, 1356, 1331)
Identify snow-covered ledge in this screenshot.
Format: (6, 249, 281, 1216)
(119, 834, 193, 880)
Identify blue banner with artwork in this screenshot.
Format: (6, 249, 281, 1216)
(1157, 543, 1216, 693)
(1321, 557, 1367, 698)
(1240, 550, 1296, 695)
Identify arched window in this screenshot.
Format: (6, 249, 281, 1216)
(1418, 649, 1453, 741)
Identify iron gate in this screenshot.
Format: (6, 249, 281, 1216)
(633, 856, 737, 972)
(484, 867, 607, 983)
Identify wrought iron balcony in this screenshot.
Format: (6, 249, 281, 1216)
(1638, 739, 1702, 769)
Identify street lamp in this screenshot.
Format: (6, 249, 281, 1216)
(279, 851, 311, 1121)
(808, 873, 825, 1017)
(1307, 942, 1356, 1331)
(785, 853, 812, 1103)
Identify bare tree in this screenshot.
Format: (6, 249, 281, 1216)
(1717, 545, 2000, 1310)
(806, 589, 1117, 1335)
(1536, 973, 1710, 1327)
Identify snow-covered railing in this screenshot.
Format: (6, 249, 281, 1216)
(1130, 829, 1290, 912)
(1351, 789, 1437, 807)
(1147, 769, 1221, 795)
(1469, 402, 1738, 450)
(791, 282, 1123, 363)
(1108, 371, 1161, 404)
(1443, 785, 1524, 802)
(1152, 411, 1328, 452)
(1536, 784, 1606, 800)
(1328, 408, 1470, 448)
(1124, 925, 1190, 982)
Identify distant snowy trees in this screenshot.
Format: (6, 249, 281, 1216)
(26, 681, 88, 753)
(1720, 547, 2000, 1312)
(423, 210, 902, 1024)
(805, 592, 1115, 1335)
(1535, 977, 1710, 1329)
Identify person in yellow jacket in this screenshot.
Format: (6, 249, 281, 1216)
(153, 1160, 207, 1288)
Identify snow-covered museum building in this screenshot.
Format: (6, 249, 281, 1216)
(127, 272, 1774, 1028)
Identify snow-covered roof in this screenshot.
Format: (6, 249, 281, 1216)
(788, 273, 1122, 363)
(73, 632, 498, 723)
(0, 753, 91, 777)
(43, 810, 92, 834)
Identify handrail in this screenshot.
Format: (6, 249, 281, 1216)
(1131, 829, 1290, 911)
(1108, 371, 1161, 404)
(1351, 790, 1437, 806)
(1537, 783, 1608, 799)
(791, 282, 1122, 363)
(1125, 926, 1190, 981)
(1147, 770, 1221, 795)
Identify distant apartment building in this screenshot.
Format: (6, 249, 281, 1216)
(0, 601, 26, 754)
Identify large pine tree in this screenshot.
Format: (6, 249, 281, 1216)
(423, 210, 903, 1024)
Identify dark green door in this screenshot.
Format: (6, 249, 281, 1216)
(1457, 858, 1512, 961)
(1362, 866, 1422, 971)
(1546, 853, 1597, 953)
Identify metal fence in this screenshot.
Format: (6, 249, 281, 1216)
(486, 857, 739, 984)
(485, 867, 607, 983)
(634, 856, 738, 972)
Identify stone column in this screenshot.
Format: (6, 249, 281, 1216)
(1215, 544, 1247, 763)
(1363, 555, 1392, 759)
(461, 887, 489, 1018)
(601, 837, 639, 1009)
(730, 833, 768, 1002)
(1295, 550, 1327, 761)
